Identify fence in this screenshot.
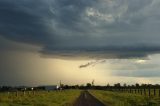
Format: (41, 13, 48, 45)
(106, 87, 160, 97)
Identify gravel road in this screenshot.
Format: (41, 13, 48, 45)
(72, 91, 106, 106)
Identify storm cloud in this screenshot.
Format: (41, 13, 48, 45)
(1, 0, 160, 59)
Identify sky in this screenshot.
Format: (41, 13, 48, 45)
(1, 0, 160, 86)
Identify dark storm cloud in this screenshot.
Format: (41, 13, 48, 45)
(40, 46, 160, 59)
(1, 0, 160, 59)
(0, 0, 56, 45)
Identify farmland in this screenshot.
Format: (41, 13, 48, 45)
(90, 90, 160, 106)
(1, 88, 160, 106)
(0, 90, 81, 106)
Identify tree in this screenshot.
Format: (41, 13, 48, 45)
(123, 83, 127, 87)
(86, 83, 92, 88)
(135, 83, 139, 87)
(114, 83, 121, 88)
(107, 83, 110, 87)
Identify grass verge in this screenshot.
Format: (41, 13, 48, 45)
(0, 90, 81, 106)
(89, 90, 160, 106)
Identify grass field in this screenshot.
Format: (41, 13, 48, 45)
(0, 90, 81, 106)
(2, 89, 160, 106)
(90, 90, 160, 106)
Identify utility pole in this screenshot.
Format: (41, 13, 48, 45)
(92, 79, 94, 86)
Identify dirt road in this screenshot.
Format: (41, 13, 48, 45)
(73, 91, 106, 106)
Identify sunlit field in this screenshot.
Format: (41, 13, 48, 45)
(1, 89, 160, 106)
(0, 90, 81, 106)
(90, 90, 160, 106)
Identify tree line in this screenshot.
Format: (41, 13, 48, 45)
(1, 83, 160, 91)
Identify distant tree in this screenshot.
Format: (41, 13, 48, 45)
(135, 83, 140, 87)
(141, 84, 147, 88)
(75, 85, 79, 89)
(107, 83, 110, 87)
(114, 83, 121, 88)
(64, 85, 69, 89)
(79, 84, 84, 89)
(123, 83, 127, 87)
(86, 83, 92, 88)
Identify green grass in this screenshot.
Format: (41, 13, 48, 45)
(0, 90, 81, 106)
(89, 90, 160, 106)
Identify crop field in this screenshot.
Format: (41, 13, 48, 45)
(0, 90, 81, 106)
(90, 90, 160, 106)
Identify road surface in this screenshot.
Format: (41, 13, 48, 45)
(73, 91, 106, 106)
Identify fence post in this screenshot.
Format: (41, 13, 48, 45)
(16, 91, 18, 97)
(154, 88, 156, 96)
(7, 92, 10, 95)
(140, 89, 142, 95)
(148, 88, 151, 97)
(135, 89, 136, 94)
(33, 91, 35, 95)
(28, 91, 30, 95)
(144, 88, 146, 96)
(23, 91, 25, 96)
(159, 89, 160, 97)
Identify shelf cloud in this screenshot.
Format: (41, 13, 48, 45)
(2, 0, 160, 86)
(1, 0, 160, 59)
